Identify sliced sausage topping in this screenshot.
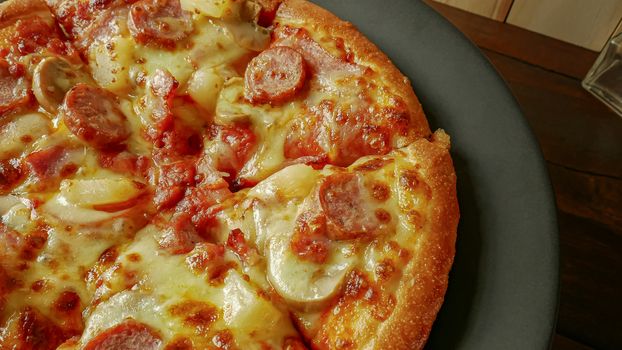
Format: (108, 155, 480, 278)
(62, 84, 130, 149)
(24, 146, 79, 191)
(84, 320, 162, 350)
(11, 17, 53, 56)
(33, 57, 90, 113)
(0, 59, 30, 114)
(273, 26, 364, 78)
(244, 46, 307, 105)
(128, 0, 193, 49)
(318, 172, 379, 240)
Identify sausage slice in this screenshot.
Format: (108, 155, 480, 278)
(61, 84, 130, 149)
(244, 46, 307, 105)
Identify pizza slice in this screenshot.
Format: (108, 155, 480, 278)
(39, 0, 434, 248)
(51, 224, 307, 350)
(0, 1, 155, 348)
(44, 0, 430, 185)
(205, 0, 432, 187)
(0, 0, 460, 348)
(210, 131, 459, 349)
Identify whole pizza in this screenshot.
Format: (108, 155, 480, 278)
(0, 0, 460, 349)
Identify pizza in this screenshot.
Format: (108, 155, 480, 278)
(0, 0, 459, 349)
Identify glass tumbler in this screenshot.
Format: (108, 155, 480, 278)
(583, 32, 622, 117)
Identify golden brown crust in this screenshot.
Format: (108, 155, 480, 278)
(275, 0, 431, 141)
(0, 0, 52, 29)
(0, 1, 458, 348)
(310, 132, 459, 350)
(373, 131, 459, 350)
(276, 1, 458, 348)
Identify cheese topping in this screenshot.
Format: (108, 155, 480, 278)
(0, 1, 452, 349)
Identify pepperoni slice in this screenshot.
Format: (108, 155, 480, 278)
(33, 57, 90, 113)
(99, 150, 151, 178)
(62, 84, 130, 149)
(152, 120, 203, 163)
(318, 172, 379, 240)
(84, 320, 162, 350)
(273, 26, 363, 77)
(128, 0, 193, 49)
(226, 228, 259, 264)
(11, 17, 52, 56)
(0, 59, 30, 114)
(175, 184, 230, 234)
(185, 242, 225, 274)
(244, 46, 307, 105)
(24, 146, 79, 191)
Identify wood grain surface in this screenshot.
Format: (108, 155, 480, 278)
(506, 0, 622, 51)
(431, 0, 513, 20)
(424, 1, 622, 349)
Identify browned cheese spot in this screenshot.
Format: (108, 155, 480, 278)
(169, 301, 219, 335)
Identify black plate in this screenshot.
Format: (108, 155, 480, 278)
(311, 1, 559, 349)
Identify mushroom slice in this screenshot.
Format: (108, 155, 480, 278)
(33, 57, 90, 113)
(266, 233, 355, 310)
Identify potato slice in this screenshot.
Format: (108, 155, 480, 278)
(223, 271, 289, 332)
(0, 113, 51, 156)
(89, 37, 134, 93)
(1, 198, 32, 233)
(59, 177, 145, 209)
(33, 57, 90, 113)
(0, 195, 20, 216)
(248, 164, 319, 202)
(187, 65, 236, 113)
(267, 233, 355, 309)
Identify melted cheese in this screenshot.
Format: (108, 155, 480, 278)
(215, 78, 302, 181)
(211, 144, 433, 340)
(80, 225, 300, 348)
(1, 198, 34, 234)
(0, 113, 51, 158)
(0, 221, 120, 327)
(1, 2, 446, 348)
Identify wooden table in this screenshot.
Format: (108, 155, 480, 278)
(423, 2, 622, 349)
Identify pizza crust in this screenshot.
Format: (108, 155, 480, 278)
(0, 0, 458, 348)
(275, 0, 431, 141)
(276, 2, 458, 348)
(373, 132, 459, 350)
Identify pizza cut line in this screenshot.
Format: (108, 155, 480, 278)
(0, 0, 459, 349)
